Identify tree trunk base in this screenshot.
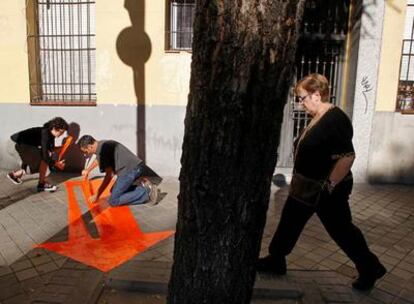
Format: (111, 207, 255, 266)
(106, 261, 303, 301)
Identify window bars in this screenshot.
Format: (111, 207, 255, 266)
(27, 0, 96, 105)
(397, 2, 414, 112)
(167, 0, 195, 51)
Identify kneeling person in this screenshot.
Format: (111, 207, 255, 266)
(79, 135, 157, 206)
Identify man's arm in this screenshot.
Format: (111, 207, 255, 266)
(82, 159, 99, 179)
(90, 167, 113, 203)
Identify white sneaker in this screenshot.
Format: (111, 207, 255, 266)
(142, 178, 159, 205)
(37, 183, 57, 192)
(6, 172, 22, 185)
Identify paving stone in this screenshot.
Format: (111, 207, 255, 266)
(390, 297, 413, 304)
(0, 266, 12, 276)
(368, 288, 396, 304)
(380, 254, 401, 266)
(30, 254, 53, 266)
(56, 269, 86, 279)
(53, 258, 67, 268)
(35, 261, 59, 274)
(15, 268, 39, 282)
(10, 259, 33, 272)
(336, 264, 357, 279)
(43, 284, 75, 295)
(31, 292, 68, 303)
(0, 242, 23, 264)
(391, 267, 414, 281)
(0, 273, 18, 287)
(3, 293, 31, 304)
(26, 248, 47, 258)
(0, 282, 24, 301)
(398, 288, 414, 303)
(377, 280, 404, 295)
(20, 276, 48, 295)
(0, 233, 13, 244)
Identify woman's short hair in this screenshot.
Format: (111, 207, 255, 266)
(295, 73, 330, 103)
(45, 117, 69, 131)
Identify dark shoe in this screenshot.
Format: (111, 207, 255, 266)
(6, 172, 22, 185)
(142, 178, 159, 205)
(352, 264, 386, 291)
(256, 255, 287, 275)
(37, 183, 57, 192)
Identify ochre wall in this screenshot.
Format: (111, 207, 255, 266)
(0, 0, 192, 106)
(0, 0, 30, 103)
(92, 0, 192, 105)
(375, 0, 406, 112)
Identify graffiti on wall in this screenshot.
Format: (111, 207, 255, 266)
(361, 76, 373, 114)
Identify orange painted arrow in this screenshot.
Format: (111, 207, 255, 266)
(37, 178, 174, 272)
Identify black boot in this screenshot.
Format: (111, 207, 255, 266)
(256, 255, 287, 275)
(352, 263, 386, 291)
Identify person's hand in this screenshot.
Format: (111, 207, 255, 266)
(326, 180, 336, 194)
(89, 194, 98, 204)
(82, 169, 90, 179)
(54, 160, 66, 170)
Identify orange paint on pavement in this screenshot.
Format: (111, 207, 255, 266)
(37, 178, 174, 272)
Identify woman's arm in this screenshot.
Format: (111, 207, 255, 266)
(41, 128, 54, 167)
(327, 154, 355, 192)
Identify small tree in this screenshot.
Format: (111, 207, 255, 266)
(168, 1, 305, 303)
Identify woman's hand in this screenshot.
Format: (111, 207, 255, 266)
(326, 180, 336, 194)
(54, 160, 66, 170)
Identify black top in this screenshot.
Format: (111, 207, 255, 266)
(294, 107, 355, 180)
(10, 127, 55, 166)
(96, 140, 142, 176)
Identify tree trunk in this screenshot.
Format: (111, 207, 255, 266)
(168, 1, 305, 303)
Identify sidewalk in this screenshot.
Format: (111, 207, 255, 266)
(0, 171, 413, 303)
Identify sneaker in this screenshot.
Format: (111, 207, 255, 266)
(142, 179, 159, 205)
(256, 255, 287, 275)
(352, 263, 386, 291)
(6, 172, 22, 185)
(37, 183, 57, 192)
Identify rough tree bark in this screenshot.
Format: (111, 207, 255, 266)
(168, 1, 305, 303)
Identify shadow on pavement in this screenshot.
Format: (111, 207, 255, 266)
(0, 172, 80, 210)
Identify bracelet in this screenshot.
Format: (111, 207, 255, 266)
(327, 180, 336, 193)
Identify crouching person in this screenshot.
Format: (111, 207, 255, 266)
(79, 135, 158, 206)
(7, 117, 69, 192)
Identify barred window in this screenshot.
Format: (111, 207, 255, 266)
(166, 0, 195, 51)
(396, 0, 414, 112)
(27, 0, 96, 105)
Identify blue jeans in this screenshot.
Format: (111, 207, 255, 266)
(108, 165, 149, 206)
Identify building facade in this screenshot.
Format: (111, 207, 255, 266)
(0, 0, 412, 183)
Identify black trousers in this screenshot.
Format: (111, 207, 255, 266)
(269, 179, 381, 275)
(15, 144, 42, 173)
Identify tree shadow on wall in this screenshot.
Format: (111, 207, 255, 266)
(116, 0, 152, 163)
(367, 143, 414, 184)
(60, 122, 86, 173)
